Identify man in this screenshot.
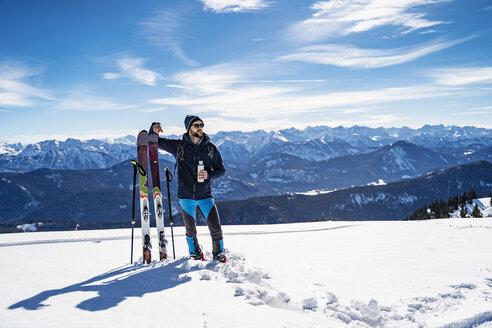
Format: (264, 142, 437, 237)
(149, 115, 227, 262)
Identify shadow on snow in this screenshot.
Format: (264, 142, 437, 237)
(9, 258, 198, 312)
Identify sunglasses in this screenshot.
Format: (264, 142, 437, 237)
(192, 123, 204, 129)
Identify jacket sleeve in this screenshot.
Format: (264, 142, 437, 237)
(157, 137, 180, 158)
(208, 145, 225, 181)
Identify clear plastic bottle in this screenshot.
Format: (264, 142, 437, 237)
(197, 160, 204, 183)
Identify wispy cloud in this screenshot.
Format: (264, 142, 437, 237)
(165, 63, 325, 95)
(419, 29, 439, 34)
(103, 57, 162, 86)
(141, 10, 199, 66)
(56, 96, 136, 111)
(7, 130, 142, 144)
(172, 66, 244, 94)
(138, 106, 168, 113)
(277, 38, 467, 68)
(472, 106, 492, 110)
(150, 64, 456, 119)
(199, 0, 272, 13)
(289, 0, 451, 42)
(451, 106, 492, 116)
(432, 67, 492, 85)
(0, 61, 54, 107)
(203, 116, 313, 133)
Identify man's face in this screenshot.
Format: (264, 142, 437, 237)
(189, 120, 204, 138)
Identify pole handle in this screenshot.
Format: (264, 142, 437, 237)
(131, 160, 147, 177)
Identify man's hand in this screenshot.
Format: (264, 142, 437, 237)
(153, 123, 163, 134)
(198, 170, 208, 180)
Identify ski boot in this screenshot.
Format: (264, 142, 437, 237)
(212, 238, 226, 263)
(213, 252, 227, 263)
(190, 245, 204, 261)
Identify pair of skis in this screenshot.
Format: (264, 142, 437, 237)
(136, 130, 167, 264)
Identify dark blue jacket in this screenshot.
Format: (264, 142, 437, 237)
(156, 132, 225, 200)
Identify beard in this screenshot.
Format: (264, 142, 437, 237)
(190, 129, 203, 138)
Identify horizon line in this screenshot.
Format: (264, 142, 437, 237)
(1, 123, 491, 145)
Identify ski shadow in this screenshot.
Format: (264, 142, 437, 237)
(9, 258, 199, 312)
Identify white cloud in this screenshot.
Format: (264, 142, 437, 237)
(419, 29, 439, 34)
(432, 67, 492, 85)
(0, 92, 34, 107)
(146, 63, 467, 130)
(166, 63, 327, 96)
(277, 38, 466, 68)
(102, 72, 120, 80)
(56, 97, 136, 111)
(141, 10, 199, 66)
(472, 106, 492, 110)
(139, 106, 168, 113)
(158, 125, 184, 136)
(451, 106, 492, 116)
(203, 116, 312, 133)
(200, 0, 272, 13)
(103, 58, 162, 86)
(172, 66, 244, 95)
(0, 61, 54, 107)
(452, 111, 492, 116)
(150, 80, 455, 120)
(289, 0, 451, 42)
(7, 130, 142, 144)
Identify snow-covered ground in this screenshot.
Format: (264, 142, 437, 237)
(450, 198, 492, 219)
(1, 219, 491, 328)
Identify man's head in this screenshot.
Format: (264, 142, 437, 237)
(185, 115, 204, 138)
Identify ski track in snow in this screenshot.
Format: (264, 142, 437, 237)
(153, 251, 492, 328)
(7, 247, 490, 327)
(3, 220, 492, 328)
(0, 225, 357, 248)
(98, 251, 491, 328)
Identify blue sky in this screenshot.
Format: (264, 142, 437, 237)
(1, 0, 491, 142)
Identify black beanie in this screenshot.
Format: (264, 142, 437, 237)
(184, 115, 202, 131)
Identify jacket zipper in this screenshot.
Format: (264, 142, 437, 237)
(193, 144, 197, 200)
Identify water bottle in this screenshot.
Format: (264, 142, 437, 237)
(197, 160, 204, 183)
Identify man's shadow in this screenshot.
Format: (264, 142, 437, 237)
(9, 258, 200, 312)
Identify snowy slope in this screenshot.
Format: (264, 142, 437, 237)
(450, 198, 492, 218)
(1, 219, 491, 328)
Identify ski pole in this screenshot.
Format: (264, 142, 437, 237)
(165, 167, 176, 259)
(131, 160, 147, 264)
(130, 160, 137, 264)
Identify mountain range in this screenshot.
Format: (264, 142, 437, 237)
(2, 160, 490, 232)
(1, 124, 491, 231)
(1, 125, 491, 172)
(217, 161, 492, 224)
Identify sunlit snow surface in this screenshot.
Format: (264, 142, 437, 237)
(1, 219, 491, 327)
